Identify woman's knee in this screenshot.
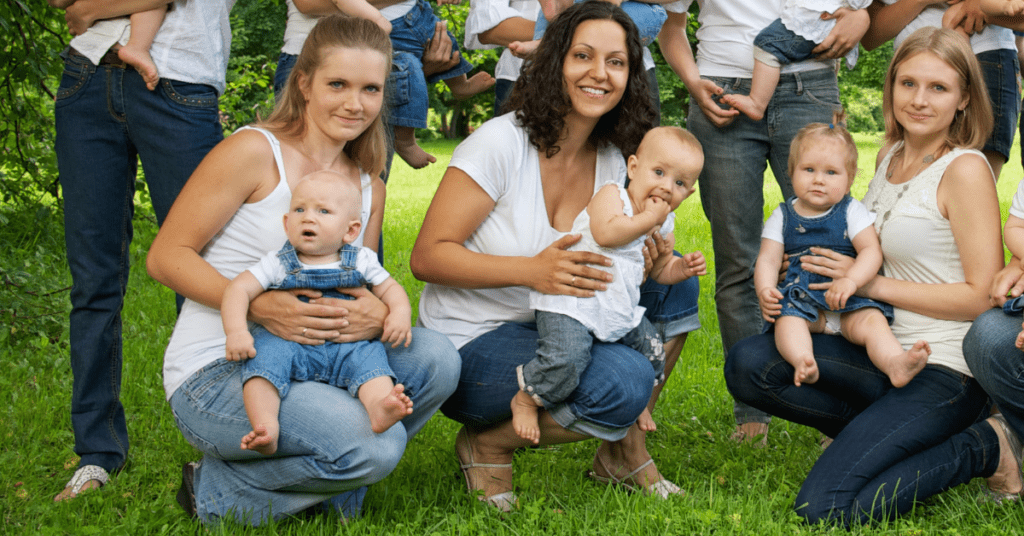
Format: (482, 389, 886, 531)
(574, 344, 654, 427)
(724, 334, 778, 404)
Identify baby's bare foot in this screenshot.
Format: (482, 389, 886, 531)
(241, 423, 279, 455)
(447, 72, 496, 100)
(720, 94, 765, 121)
(794, 356, 819, 387)
(511, 390, 541, 444)
(369, 383, 414, 433)
(886, 340, 930, 388)
(394, 127, 436, 169)
(118, 45, 160, 90)
(637, 408, 656, 432)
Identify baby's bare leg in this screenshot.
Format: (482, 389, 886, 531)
(842, 309, 929, 388)
(511, 390, 542, 443)
(118, 6, 166, 91)
(358, 377, 413, 433)
(721, 59, 778, 121)
(240, 377, 282, 455)
(444, 72, 495, 100)
(774, 315, 820, 386)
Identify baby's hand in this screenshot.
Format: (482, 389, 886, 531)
(225, 332, 256, 361)
(1016, 320, 1024, 350)
(642, 196, 672, 224)
(825, 277, 857, 310)
(681, 251, 707, 278)
(758, 287, 783, 322)
(382, 314, 413, 348)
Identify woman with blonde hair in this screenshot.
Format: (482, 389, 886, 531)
(726, 27, 1016, 526)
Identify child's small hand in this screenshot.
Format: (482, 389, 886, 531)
(1016, 320, 1024, 350)
(642, 196, 672, 224)
(681, 251, 707, 278)
(758, 287, 783, 322)
(225, 332, 256, 361)
(382, 315, 413, 348)
(825, 277, 857, 310)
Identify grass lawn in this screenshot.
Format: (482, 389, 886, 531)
(3, 134, 1024, 534)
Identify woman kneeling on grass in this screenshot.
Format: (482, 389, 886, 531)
(725, 27, 1021, 527)
(409, 0, 701, 510)
(146, 16, 459, 525)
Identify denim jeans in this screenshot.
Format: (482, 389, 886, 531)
(442, 274, 698, 440)
(964, 308, 1024, 442)
(688, 67, 840, 425)
(753, 18, 818, 67)
(725, 333, 996, 527)
(273, 52, 296, 98)
(389, 0, 474, 129)
(55, 48, 223, 472)
(977, 48, 1020, 160)
(169, 327, 459, 525)
(532, 0, 667, 47)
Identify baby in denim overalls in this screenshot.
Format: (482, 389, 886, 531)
(221, 170, 413, 455)
(512, 127, 707, 444)
(721, 0, 871, 121)
(998, 174, 1024, 346)
(754, 117, 929, 389)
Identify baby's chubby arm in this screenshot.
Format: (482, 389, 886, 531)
(824, 226, 883, 310)
(222, 271, 267, 361)
(373, 277, 413, 348)
(589, 183, 669, 249)
(648, 231, 706, 284)
(754, 238, 785, 323)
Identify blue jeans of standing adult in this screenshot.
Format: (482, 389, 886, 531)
(964, 308, 1024, 442)
(442, 275, 699, 440)
(687, 67, 840, 426)
(55, 48, 223, 472)
(725, 333, 997, 527)
(169, 327, 459, 525)
(532, 0, 666, 46)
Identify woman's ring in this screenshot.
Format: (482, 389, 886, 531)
(302, 327, 308, 336)
(571, 276, 577, 286)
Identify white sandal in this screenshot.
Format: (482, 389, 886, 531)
(57, 465, 109, 501)
(588, 456, 684, 499)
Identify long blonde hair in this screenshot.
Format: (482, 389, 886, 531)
(882, 27, 992, 150)
(260, 15, 392, 177)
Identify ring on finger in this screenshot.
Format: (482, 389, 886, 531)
(302, 327, 308, 336)
(571, 276, 577, 287)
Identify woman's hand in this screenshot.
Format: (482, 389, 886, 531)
(989, 261, 1024, 307)
(692, 79, 739, 128)
(943, 0, 987, 36)
(422, 21, 461, 77)
(801, 247, 857, 290)
(532, 234, 612, 297)
(814, 7, 870, 59)
(321, 286, 387, 343)
(248, 288, 347, 345)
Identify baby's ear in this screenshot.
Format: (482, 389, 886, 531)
(344, 220, 362, 243)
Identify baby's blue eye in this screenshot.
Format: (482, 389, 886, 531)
(675, 180, 685, 186)
(826, 170, 837, 175)
(319, 208, 330, 214)
(295, 207, 305, 213)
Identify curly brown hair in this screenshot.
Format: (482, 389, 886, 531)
(503, 0, 656, 158)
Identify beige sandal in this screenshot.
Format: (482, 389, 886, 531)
(455, 427, 517, 511)
(588, 455, 683, 499)
(54, 465, 109, 502)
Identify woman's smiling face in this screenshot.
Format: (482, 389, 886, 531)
(561, 19, 629, 123)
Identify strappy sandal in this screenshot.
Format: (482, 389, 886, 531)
(455, 427, 517, 512)
(986, 414, 1024, 504)
(54, 465, 109, 502)
(588, 455, 683, 499)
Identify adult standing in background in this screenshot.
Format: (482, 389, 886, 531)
(464, 0, 539, 115)
(658, 0, 869, 444)
(51, 0, 234, 501)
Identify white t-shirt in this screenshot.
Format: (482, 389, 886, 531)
(417, 113, 628, 349)
(761, 197, 876, 244)
(663, 0, 837, 77)
(248, 246, 391, 290)
(1010, 178, 1024, 220)
(879, 0, 1015, 55)
(465, 0, 540, 81)
(69, 0, 236, 94)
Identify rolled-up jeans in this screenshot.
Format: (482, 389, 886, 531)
(964, 307, 1024, 442)
(169, 327, 459, 525)
(687, 67, 840, 425)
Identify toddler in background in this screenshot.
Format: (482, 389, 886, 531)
(512, 127, 707, 444)
(723, 1, 870, 121)
(49, 0, 168, 91)
(754, 115, 929, 388)
(221, 170, 413, 455)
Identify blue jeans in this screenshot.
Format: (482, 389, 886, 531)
(533, 0, 666, 46)
(725, 333, 996, 527)
(687, 67, 840, 425)
(55, 48, 223, 472)
(753, 18, 817, 67)
(964, 308, 1024, 442)
(442, 275, 699, 440)
(389, 0, 474, 129)
(273, 52, 296, 98)
(977, 48, 1020, 161)
(169, 327, 459, 525)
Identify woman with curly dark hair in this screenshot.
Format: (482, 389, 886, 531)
(410, 0, 701, 510)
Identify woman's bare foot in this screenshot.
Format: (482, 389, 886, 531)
(455, 427, 516, 511)
(445, 72, 496, 100)
(368, 383, 414, 433)
(882, 340, 930, 388)
(241, 422, 279, 455)
(511, 390, 541, 444)
(637, 408, 656, 432)
(395, 127, 436, 169)
(118, 45, 160, 91)
(730, 421, 769, 447)
(793, 356, 819, 386)
(720, 94, 766, 121)
(985, 415, 1024, 500)
(590, 428, 682, 498)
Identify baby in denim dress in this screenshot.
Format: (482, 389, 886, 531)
(998, 174, 1024, 347)
(754, 118, 929, 388)
(721, 0, 871, 121)
(512, 127, 707, 444)
(221, 170, 413, 455)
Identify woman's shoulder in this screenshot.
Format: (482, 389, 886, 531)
(943, 148, 994, 185)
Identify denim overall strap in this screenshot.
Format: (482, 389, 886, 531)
(780, 195, 856, 258)
(272, 242, 367, 292)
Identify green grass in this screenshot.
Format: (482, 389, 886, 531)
(2, 136, 1024, 534)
